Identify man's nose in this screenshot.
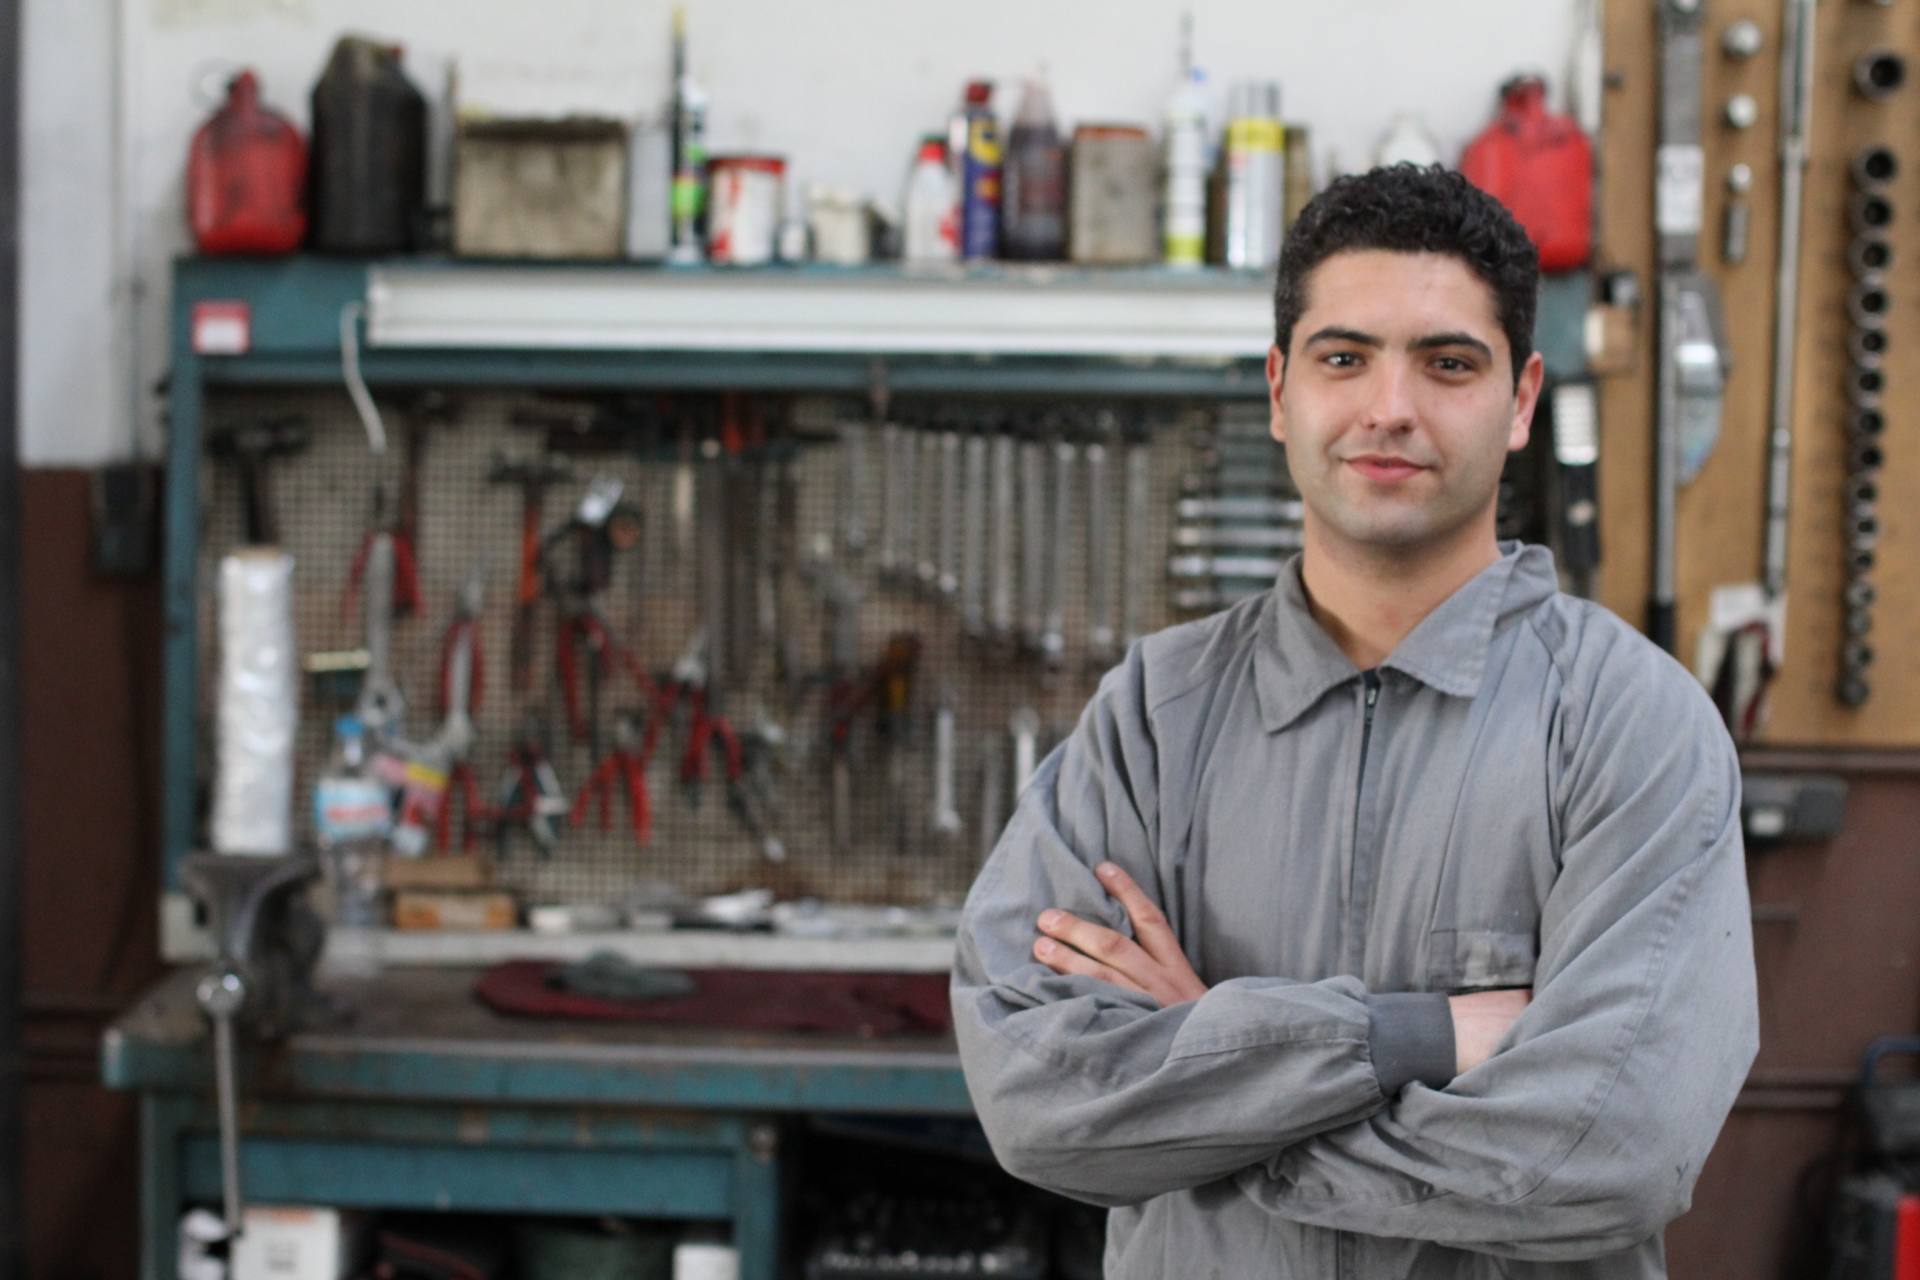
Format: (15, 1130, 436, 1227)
(1360, 360, 1418, 433)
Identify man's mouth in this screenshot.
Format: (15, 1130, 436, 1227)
(1345, 455, 1427, 482)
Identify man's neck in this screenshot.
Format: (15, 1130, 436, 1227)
(1298, 522, 1503, 670)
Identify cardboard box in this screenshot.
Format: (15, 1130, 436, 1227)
(392, 889, 519, 930)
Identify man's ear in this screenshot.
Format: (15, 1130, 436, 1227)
(1266, 344, 1287, 444)
(1507, 351, 1545, 452)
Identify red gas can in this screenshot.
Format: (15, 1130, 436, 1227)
(187, 71, 308, 255)
(1459, 75, 1593, 272)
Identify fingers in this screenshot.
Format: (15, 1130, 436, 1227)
(1033, 935, 1148, 995)
(1094, 861, 1183, 964)
(1037, 909, 1155, 979)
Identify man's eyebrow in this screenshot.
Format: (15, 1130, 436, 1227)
(1302, 326, 1383, 349)
(1409, 331, 1495, 361)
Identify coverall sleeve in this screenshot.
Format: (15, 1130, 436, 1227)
(951, 645, 1457, 1208)
(1231, 657, 1759, 1262)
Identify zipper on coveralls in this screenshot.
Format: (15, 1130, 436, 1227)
(1335, 669, 1381, 1280)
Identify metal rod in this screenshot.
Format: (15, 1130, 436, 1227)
(1763, 0, 1816, 602)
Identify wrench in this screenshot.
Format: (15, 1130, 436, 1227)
(937, 423, 961, 598)
(1120, 414, 1151, 649)
(961, 417, 988, 635)
(1041, 425, 1073, 667)
(930, 688, 962, 838)
(900, 421, 922, 590)
(1010, 706, 1040, 798)
(1168, 553, 1286, 579)
(878, 418, 902, 579)
(913, 415, 939, 592)
(1171, 525, 1305, 551)
(1175, 495, 1303, 522)
(1085, 416, 1116, 663)
(989, 418, 1016, 642)
(1019, 416, 1047, 652)
(838, 407, 869, 557)
(354, 530, 406, 742)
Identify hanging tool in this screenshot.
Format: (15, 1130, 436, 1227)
(430, 567, 487, 853)
(1010, 706, 1040, 798)
(572, 710, 652, 845)
(352, 529, 407, 744)
(838, 401, 869, 558)
(900, 413, 924, 592)
(1722, 163, 1753, 265)
(487, 452, 572, 693)
(1120, 409, 1152, 650)
(1548, 381, 1603, 599)
(392, 392, 457, 619)
(936, 413, 961, 599)
(346, 486, 423, 625)
(877, 382, 903, 581)
(1040, 415, 1074, 667)
(988, 413, 1017, 644)
(1085, 409, 1117, 665)
(929, 688, 962, 840)
(1651, 0, 1733, 654)
(493, 712, 568, 857)
(960, 412, 989, 636)
(547, 476, 646, 755)
(208, 415, 310, 545)
(1018, 411, 1047, 653)
(870, 631, 923, 854)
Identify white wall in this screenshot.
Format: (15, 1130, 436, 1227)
(20, 0, 1583, 466)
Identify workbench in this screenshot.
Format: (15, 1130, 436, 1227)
(102, 964, 973, 1279)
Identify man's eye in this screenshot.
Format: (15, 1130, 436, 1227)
(1323, 352, 1361, 369)
(1432, 356, 1473, 374)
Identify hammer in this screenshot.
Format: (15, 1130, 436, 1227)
(208, 416, 311, 545)
(487, 451, 573, 692)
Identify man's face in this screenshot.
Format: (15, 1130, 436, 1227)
(1266, 250, 1544, 559)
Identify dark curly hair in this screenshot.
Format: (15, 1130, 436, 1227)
(1273, 163, 1540, 385)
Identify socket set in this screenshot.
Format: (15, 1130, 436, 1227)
(1838, 143, 1893, 707)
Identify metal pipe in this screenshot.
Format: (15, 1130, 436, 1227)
(1761, 0, 1817, 605)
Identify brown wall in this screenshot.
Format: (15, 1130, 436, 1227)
(19, 467, 164, 1279)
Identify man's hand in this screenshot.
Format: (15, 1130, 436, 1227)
(1033, 862, 1209, 1008)
(1448, 988, 1533, 1075)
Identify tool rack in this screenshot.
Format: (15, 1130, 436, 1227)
(109, 254, 1589, 1279)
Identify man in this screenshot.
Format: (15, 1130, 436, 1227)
(951, 164, 1757, 1278)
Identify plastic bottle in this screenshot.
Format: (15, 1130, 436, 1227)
(1459, 75, 1594, 270)
(1001, 73, 1066, 261)
(903, 137, 959, 264)
(188, 71, 308, 255)
(1374, 112, 1444, 168)
(308, 36, 426, 253)
(313, 716, 391, 928)
(1163, 66, 1211, 266)
(957, 80, 1002, 261)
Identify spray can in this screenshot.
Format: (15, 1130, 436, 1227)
(1164, 67, 1210, 266)
(1223, 80, 1284, 270)
(667, 6, 708, 263)
(957, 80, 1001, 260)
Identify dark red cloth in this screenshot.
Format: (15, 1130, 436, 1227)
(472, 960, 952, 1036)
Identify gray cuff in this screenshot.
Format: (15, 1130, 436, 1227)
(1366, 992, 1456, 1096)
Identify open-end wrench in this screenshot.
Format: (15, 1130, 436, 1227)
(1169, 553, 1286, 580)
(1120, 412, 1151, 650)
(961, 416, 989, 635)
(1085, 412, 1117, 664)
(930, 687, 962, 839)
(899, 420, 923, 591)
(878, 417, 902, 579)
(989, 417, 1016, 643)
(937, 421, 961, 599)
(354, 530, 406, 743)
(838, 405, 869, 558)
(1010, 706, 1040, 798)
(1019, 414, 1047, 652)
(1040, 421, 1073, 667)
(1175, 495, 1303, 522)
(1171, 525, 1305, 551)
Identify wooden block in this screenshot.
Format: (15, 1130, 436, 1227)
(391, 890, 519, 931)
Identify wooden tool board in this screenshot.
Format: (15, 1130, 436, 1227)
(1596, 0, 1919, 745)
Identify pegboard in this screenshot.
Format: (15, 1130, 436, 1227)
(1596, 0, 1920, 744)
(196, 387, 1282, 909)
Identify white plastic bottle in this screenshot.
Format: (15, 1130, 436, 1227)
(902, 136, 958, 264)
(1163, 66, 1210, 266)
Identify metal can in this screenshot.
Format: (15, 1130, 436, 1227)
(706, 154, 784, 265)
